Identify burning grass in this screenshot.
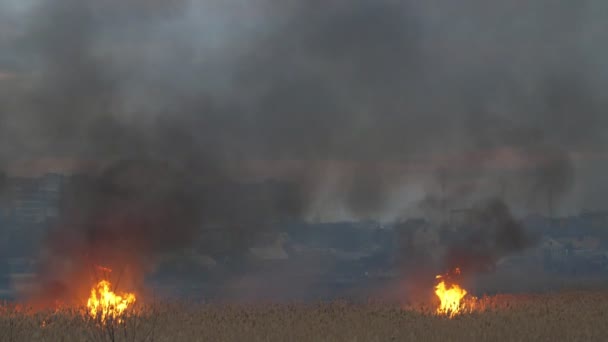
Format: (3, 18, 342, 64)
(87, 279, 136, 323)
(434, 267, 477, 318)
(2, 291, 608, 341)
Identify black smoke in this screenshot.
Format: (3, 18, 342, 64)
(0, 0, 607, 302)
(442, 198, 538, 274)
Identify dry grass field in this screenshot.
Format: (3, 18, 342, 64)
(1, 291, 608, 342)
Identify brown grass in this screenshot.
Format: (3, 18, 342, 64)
(1, 291, 608, 341)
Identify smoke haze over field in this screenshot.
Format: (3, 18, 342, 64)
(0, 0, 606, 215)
(0, 0, 608, 302)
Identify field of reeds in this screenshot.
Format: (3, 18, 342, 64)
(1, 291, 608, 342)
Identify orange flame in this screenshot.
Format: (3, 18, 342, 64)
(434, 268, 474, 318)
(86, 279, 136, 323)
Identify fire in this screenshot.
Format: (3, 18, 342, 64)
(86, 279, 136, 323)
(434, 267, 474, 318)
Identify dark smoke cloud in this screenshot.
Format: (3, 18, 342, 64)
(525, 147, 576, 216)
(28, 160, 202, 305)
(443, 198, 538, 274)
(1, 1, 606, 191)
(394, 197, 537, 303)
(28, 159, 309, 305)
(0, 0, 607, 301)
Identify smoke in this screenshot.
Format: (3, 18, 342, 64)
(0, 0, 607, 301)
(0, 2, 604, 160)
(27, 159, 311, 305)
(28, 160, 203, 305)
(443, 198, 538, 274)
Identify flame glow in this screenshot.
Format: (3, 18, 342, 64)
(434, 268, 474, 318)
(86, 279, 136, 323)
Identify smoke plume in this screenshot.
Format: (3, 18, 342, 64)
(443, 198, 538, 274)
(0, 0, 607, 302)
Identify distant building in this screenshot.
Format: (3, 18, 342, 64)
(579, 210, 608, 229)
(558, 236, 601, 251)
(0, 173, 68, 258)
(4, 173, 66, 225)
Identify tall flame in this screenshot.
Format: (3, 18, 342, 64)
(434, 268, 473, 318)
(87, 279, 136, 323)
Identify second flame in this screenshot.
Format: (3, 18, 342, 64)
(434, 268, 474, 318)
